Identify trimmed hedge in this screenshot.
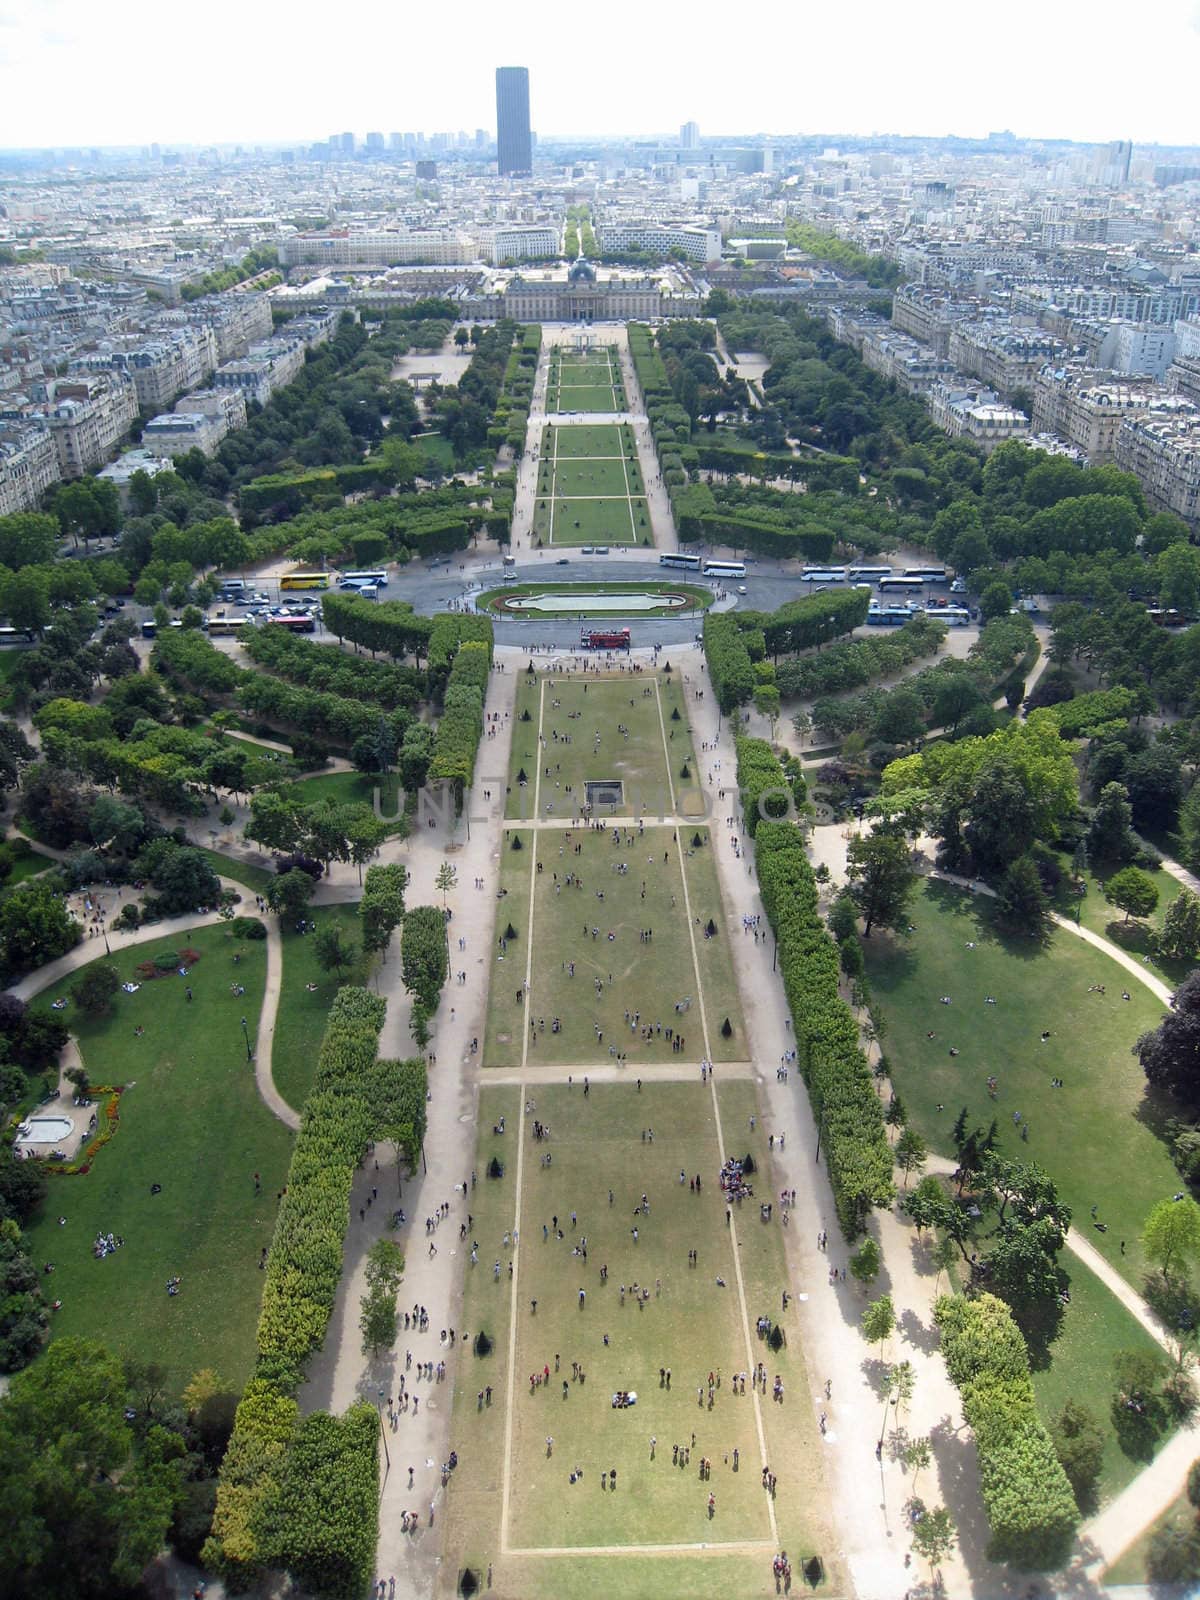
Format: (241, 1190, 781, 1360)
(694, 443, 861, 495)
(428, 637, 490, 800)
(321, 592, 435, 660)
(400, 905, 449, 1010)
(205, 987, 386, 1588)
(690, 513, 835, 562)
(703, 613, 756, 714)
(734, 736, 793, 838)
(751, 810, 893, 1236)
(935, 1293, 1079, 1567)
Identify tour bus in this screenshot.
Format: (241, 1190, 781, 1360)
(218, 578, 246, 595)
(938, 606, 972, 626)
(876, 575, 927, 594)
(902, 565, 948, 583)
(279, 571, 330, 591)
(339, 570, 388, 588)
(659, 552, 702, 570)
(206, 616, 250, 637)
(847, 565, 894, 583)
(580, 627, 631, 651)
(267, 612, 317, 633)
(801, 566, 846, 582)
(866, 606, 912, 627)
(702, 560, 747, 578)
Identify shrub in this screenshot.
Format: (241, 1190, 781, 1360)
(474, 1330, 494, 1357)
(229, 917, 267, 940)
(487, 1156, 504, 1179)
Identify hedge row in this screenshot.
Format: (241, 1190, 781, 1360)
(359, 862, 407, 955)
(239, 672, 394, 749)
(242, 622, 425, 711)
(427, 612, 493, 695)
(205, 987, 386, 1588)
(734, 736, 793, 838)
(239, 460, 400, 518)
(429, 638, 489, 796)
(935, 1293, 1079, 1568)
(321, 592, 436, 660)
(751, 814, 894, 1236)
(703, 613, 756, 714)
(400, 904, 449, 1012)
(752, 589, 873, 657)
(689, 513, 836, 562)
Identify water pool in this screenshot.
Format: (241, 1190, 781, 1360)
(503, 591, 691, 614)
(16, 1114, 73, 1145)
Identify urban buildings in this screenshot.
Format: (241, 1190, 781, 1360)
(495, 67, 532, 178)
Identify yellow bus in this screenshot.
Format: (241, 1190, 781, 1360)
(279, 571, 329, 591)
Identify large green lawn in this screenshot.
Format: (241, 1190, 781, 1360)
(23, 927, 294, 1389)
(443, 1084, 836, 1597)
(282, 768, 404, 828)
(864, 880, 1181, 1288)
(534, 423, 648, 546)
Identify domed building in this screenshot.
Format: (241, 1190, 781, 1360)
(468, 258, 702, 322)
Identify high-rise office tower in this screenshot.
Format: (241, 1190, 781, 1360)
(680, 121, 700, 149)
(496, 66, 532, 176)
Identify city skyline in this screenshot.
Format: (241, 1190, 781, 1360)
(4, 0, 1200, 150)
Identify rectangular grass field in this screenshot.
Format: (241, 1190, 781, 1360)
(442, 1083, 836, 1597)
(533, 423, 649, 547)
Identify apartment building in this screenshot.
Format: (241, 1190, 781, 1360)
(0, 424, 59, 516)
(45, 375, 138, 478)
(212, 335, 305, 407)
(1031, 366, 1192, 463)
(1116, 409, 1200, 524)
(927, 383, 1029, 452)
(891, 286, 979, 357)
(189, 294, 274, 362)
(858, 325, 955, 395)
(947, 324, 1064, 398)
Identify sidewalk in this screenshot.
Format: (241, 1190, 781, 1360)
(296, 662, 518, 1600)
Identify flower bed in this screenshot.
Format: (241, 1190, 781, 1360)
(42, 1084, 124, 1176)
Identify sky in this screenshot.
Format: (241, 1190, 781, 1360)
(3, 0, 1200, 150)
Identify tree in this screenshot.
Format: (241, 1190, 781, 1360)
(910, 1504, 956, 1578)
(846, 833, 915, 938)
(1104, 865, 1160, 924)
(138, 844, 220, 916)
(1050, 1400, 1105, 1507)
(359, 1282, 397, 1355)
(871, 688, 925, 748)
(933, 674, 984, 737)
(267, 867, 315, 921)
(986, 1217, 1064, 1315)
(400, 905, 448, 1010)
(1138, 972, 1200, 1105)
(849, 1236, 881, 1286)
(313, 921, 359, 979)
(435, 861, 458, 905)
(753, 684, 781, 737)
(0, 1336, 182, 1599)
(1161, 888, 1200, 962)
(979, 580, 1013, 622)
(862, 1293, 896, 1350)
(1143, 1196, 1200, 1280)
(1089, 781, 1135, 863)
(895, 1126, 928, 1186)
(1124, 746, 1185, 833)
(996, 854, 1051, 938)
(963, 757, 1035, 876)
(70, 964, 119, 1017)
(0, 881, 80, 979)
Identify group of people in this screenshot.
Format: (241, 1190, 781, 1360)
(719, 1157, 754, 1204)
(93, 1230, 123, 1259)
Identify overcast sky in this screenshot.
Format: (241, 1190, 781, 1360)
(3, 0, 1200, 150)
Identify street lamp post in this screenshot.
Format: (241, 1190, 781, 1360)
(376, 1385, 391, 1471)
(241, 1016, 253, 1063)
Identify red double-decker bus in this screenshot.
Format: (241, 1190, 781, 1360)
(580, 628, 631, 651)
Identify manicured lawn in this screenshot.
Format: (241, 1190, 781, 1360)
(539, 497, 649, 546)
(542, 423, 635, 459)
(3, 835, 51, 887)
(197, 847, 275, 899)
(863, 879, 1181, 1289)
(551, 458, 639, 497)
(504, 675, 676, 821)
(279, 769, 407, 835)
(23, 927, 293, 1389)
(272, 906, 372, 1113)
(443, 1084, 837, 1596)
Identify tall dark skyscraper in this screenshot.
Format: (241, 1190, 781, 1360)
(495, 66, 532, 176)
